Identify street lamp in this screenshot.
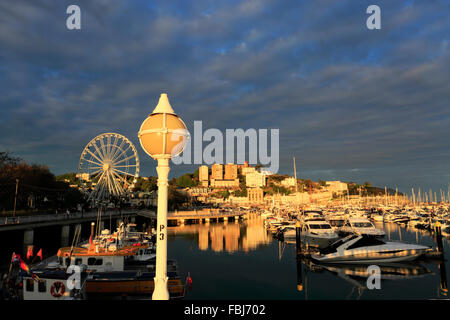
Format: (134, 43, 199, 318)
(138, 93, 189, 300)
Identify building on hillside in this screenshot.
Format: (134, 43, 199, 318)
(241, 167, 256, 176)
(76, 173, 91, 181)
(281, 177, 296, 187)
(199, 165, 209, 187)
(211, 164, 224, 180)
(259, 169, 273, 176)
(210, 178, 240, 188)
(246, 171, 266, 188)
(189, 187, 211, 196)
(325, 181, 348, 194)
(237, 161, 249, 171)
(224, 163, 238, 180)
(248, 188, 264, 203)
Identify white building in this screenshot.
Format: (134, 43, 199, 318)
(246, 172, 266, 188)
(325, 181, 348, 194)
(281, 177, 296, 187)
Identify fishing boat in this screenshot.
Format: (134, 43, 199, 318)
(21, 268, 88, 300)
(311, 235, 431, 264)
(339, 217, 385, 238)
(55, 244, 184, 299)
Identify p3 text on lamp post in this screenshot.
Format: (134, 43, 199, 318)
(138, 93, 189, 300)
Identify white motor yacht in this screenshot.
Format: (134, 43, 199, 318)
(300, 219, 340, 249)
(339, 217, 385, 237)
(311, 235, 431, 264)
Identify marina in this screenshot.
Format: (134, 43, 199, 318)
(1, 203, 450, 300)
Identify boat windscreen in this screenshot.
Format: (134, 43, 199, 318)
(320, 235, 358, 255)
(346, 236, 386, 250)
(353, 222, 373, 228)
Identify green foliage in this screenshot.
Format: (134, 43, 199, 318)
(318, 179, 327, 187)
(56, 172, 78, 184)
(133, 177, 157, 192)
(267, 174, 289, 183)
(175, 173, 198, 188)
(232, 187, 247, 197)
(168, 185, 188, 210)
(0, 153, 85, 212)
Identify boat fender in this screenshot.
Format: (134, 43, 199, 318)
(50, 281, 66, 298)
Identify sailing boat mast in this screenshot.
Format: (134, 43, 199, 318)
(293, 157, 298, 193)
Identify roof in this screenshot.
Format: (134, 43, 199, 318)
(57, 244, 146, 257)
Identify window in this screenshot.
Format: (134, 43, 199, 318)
(347, 237, 385, 250)
(75, 258, 83, 265)
(38, 280, 46, 292)
(65, 258, 70, 266)
(88, 257, 102, 265)
(26, 279, 34, 292)
(353, 222, 373, 228)
(320, 224, 332, 229)
(309, 224, 322, 229)
(320, 235, 358, 255)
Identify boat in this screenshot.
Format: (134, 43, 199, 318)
(326, 215, 346, 231)
(276, 224, 297, 239)
(339, 217, 385, 237)
(299, 216, 340, 249)
(21, 267, 88, 300)
(311, 234, 431, 263)
(370, 213, 384, 222)
(55, 244, 185, 299)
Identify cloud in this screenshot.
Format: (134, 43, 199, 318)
(0, 0, 449, 193)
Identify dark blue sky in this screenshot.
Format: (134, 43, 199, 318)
(0, 0, 449, 194)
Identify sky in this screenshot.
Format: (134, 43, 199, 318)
(0, 0, 449, 194)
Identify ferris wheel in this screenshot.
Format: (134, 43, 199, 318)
(78, 133, 140, 202)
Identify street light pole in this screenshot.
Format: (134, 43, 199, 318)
(13, 179, 19, 218)
(138, 93, 189, 301)
(153, 155, 170, 300)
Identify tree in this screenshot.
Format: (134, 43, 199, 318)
(175, 173, 197, 188)
(168, 185, 188, 210)
(0, 152, 85, 212)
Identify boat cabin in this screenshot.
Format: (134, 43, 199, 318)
(21, 269, 87, 300)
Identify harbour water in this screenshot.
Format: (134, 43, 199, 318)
(169, 216, 449, 300)
(0, 214, 448, 300)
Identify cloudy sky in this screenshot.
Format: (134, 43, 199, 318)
(0, 0, 449, 194)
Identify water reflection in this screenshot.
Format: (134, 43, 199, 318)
(290, 222, 450, 299)
(168, 215, 271, 253)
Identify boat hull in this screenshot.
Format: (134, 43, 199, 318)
(311, 248, 430, 264)
(86, 275, 184, 298)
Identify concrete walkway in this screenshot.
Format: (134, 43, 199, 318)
(0, 209, 154, 231)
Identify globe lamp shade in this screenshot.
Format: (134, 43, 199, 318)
(138, 94, 189, 159)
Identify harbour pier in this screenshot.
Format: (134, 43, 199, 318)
(0, 209, 155, 232)
(167, 208, 245, 226)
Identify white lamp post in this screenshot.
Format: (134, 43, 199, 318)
(138, 93, 189, 300)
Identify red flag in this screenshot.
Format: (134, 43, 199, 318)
(89, 235, 93, 245)
(36, 249, 43, 261)
(186, 272, 193, 289)
(19, 257, 30, 274)
(27, 245, 33, 260)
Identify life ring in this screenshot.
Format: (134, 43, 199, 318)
(50, 281, 65, 298)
